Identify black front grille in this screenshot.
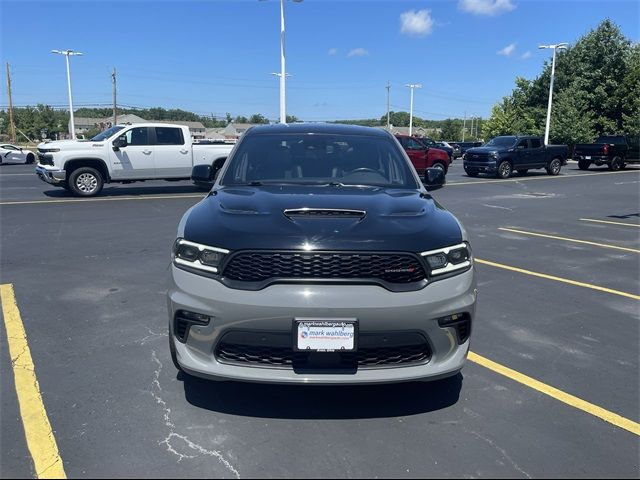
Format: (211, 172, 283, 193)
(215, 331, 431, 370)
(37, 153, 54, 166)
(222, 251, 426, 284)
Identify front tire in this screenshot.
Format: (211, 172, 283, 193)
(578, 160, 590, 170)
(432, 162, 447, 174)
(26, 153, 35, 164)
(496, 160, 512, 179)
(464, 166, 479, 177)
(546, 158, 562, 176)
(68, 167, 104, 197)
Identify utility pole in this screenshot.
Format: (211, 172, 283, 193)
(470, 116, 474, 140)
(539, 43, 568, 145)
(111, 67, 117, 125)
(386, 81, 391, 130)
(5, 63, 16, 143)
(405, 83, 422, 137)
(462, 111, 467, 141)
(52, 49, 83, 139)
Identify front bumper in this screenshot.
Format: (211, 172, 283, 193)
(168, 265, 477, 384)
(463, 160, 497, 172)
(35, 164, 66, 186)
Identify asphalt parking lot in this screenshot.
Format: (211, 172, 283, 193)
(1, 160, 638, 478)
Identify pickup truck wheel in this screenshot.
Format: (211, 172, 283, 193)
(578, 160, 590, 170)
(432, 162, 447, 173)
(496, 161, 512, 179)
(69, 167, 104, 197)
(517, 169, 528, 176)
(546, 158, 562, 176)
(609, 157, 623, 171)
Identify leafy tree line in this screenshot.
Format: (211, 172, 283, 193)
(483, 19, 639, 148)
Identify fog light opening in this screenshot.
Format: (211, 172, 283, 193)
(437, 313, 472, 345)
(174, 310, 211, 343)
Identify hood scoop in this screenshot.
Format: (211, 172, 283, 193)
(283, 208, 366, 220)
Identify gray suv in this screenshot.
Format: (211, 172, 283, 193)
(168, 123, 477, 384)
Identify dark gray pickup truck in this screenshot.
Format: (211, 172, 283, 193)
(463, 136, 569, 179)
(573, 135, 640, 171)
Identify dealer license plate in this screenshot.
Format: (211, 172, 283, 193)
(295, 320, 357, 352)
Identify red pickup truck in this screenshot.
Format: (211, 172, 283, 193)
(395, 135, 451, 177)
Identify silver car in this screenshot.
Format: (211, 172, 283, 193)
(167, 123, 477, 384)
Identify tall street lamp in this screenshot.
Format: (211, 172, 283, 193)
(52, 49, 83, 139)
(405, 83, 422, 136)
(539, 43, 568, 145)
(263, 0, 303, 124)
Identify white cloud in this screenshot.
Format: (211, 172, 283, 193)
(521, 51, 532, 59)
(347, 48, 370, 58)
(498, 43, 517, 56)
(328, 48, 338, 55)
(400, 9, 435, 37)
(459, 0, 516, 16)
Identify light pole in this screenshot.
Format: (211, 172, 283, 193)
(539, 43, 568, 145)
(52, 49, 83, 139)
(405, 83, 422, 136)
(263, 0, 303, 124)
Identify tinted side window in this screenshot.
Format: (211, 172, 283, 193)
(155, 127, 185, 145)
(406, 139, 425, 150)
(517, 139, 529, 149)
(530, 138, 542, 148)
(125, 127, 150, 146)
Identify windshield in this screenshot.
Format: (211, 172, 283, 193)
(91, 126, 125, 141)
(221, 133, 419, 189)
(484, 136, 517, 148)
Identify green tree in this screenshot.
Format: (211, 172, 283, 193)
(249, 113, 269, 124)
(484, 19, 636, 144)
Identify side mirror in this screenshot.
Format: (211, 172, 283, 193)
(191, 164, 213, 183)
(212, 156, 227, 180)
(112, 136, 127, 150)
(424, 168, 445, 191)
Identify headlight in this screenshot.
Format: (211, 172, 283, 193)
(172, 238, 229, 274)
(420, 242, 472, 276)
(40, 148, 60, 153)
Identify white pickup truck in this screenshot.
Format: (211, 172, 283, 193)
(35, 123, 234, 196)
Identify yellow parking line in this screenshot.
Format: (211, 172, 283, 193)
(448, 169, 639, 186)
(468, 352, 640, 436)
(475, 258, 640, 300)
(1, 284, 67, 479)
(0, 194, 204, 206)
(498, 227, 640, 253)
(580, 218, 640, 228)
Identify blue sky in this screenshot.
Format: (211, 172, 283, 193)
(1, 0, 638, 122)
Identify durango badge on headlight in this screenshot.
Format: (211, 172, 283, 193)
(172, 238, 229, 275)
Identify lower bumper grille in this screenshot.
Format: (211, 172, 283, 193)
(215, 331, 432, 370)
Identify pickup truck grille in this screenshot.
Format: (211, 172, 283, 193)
(465, 152, 492, 162)
(222, 251, 426, 285)
(37, 152, 54, 166)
